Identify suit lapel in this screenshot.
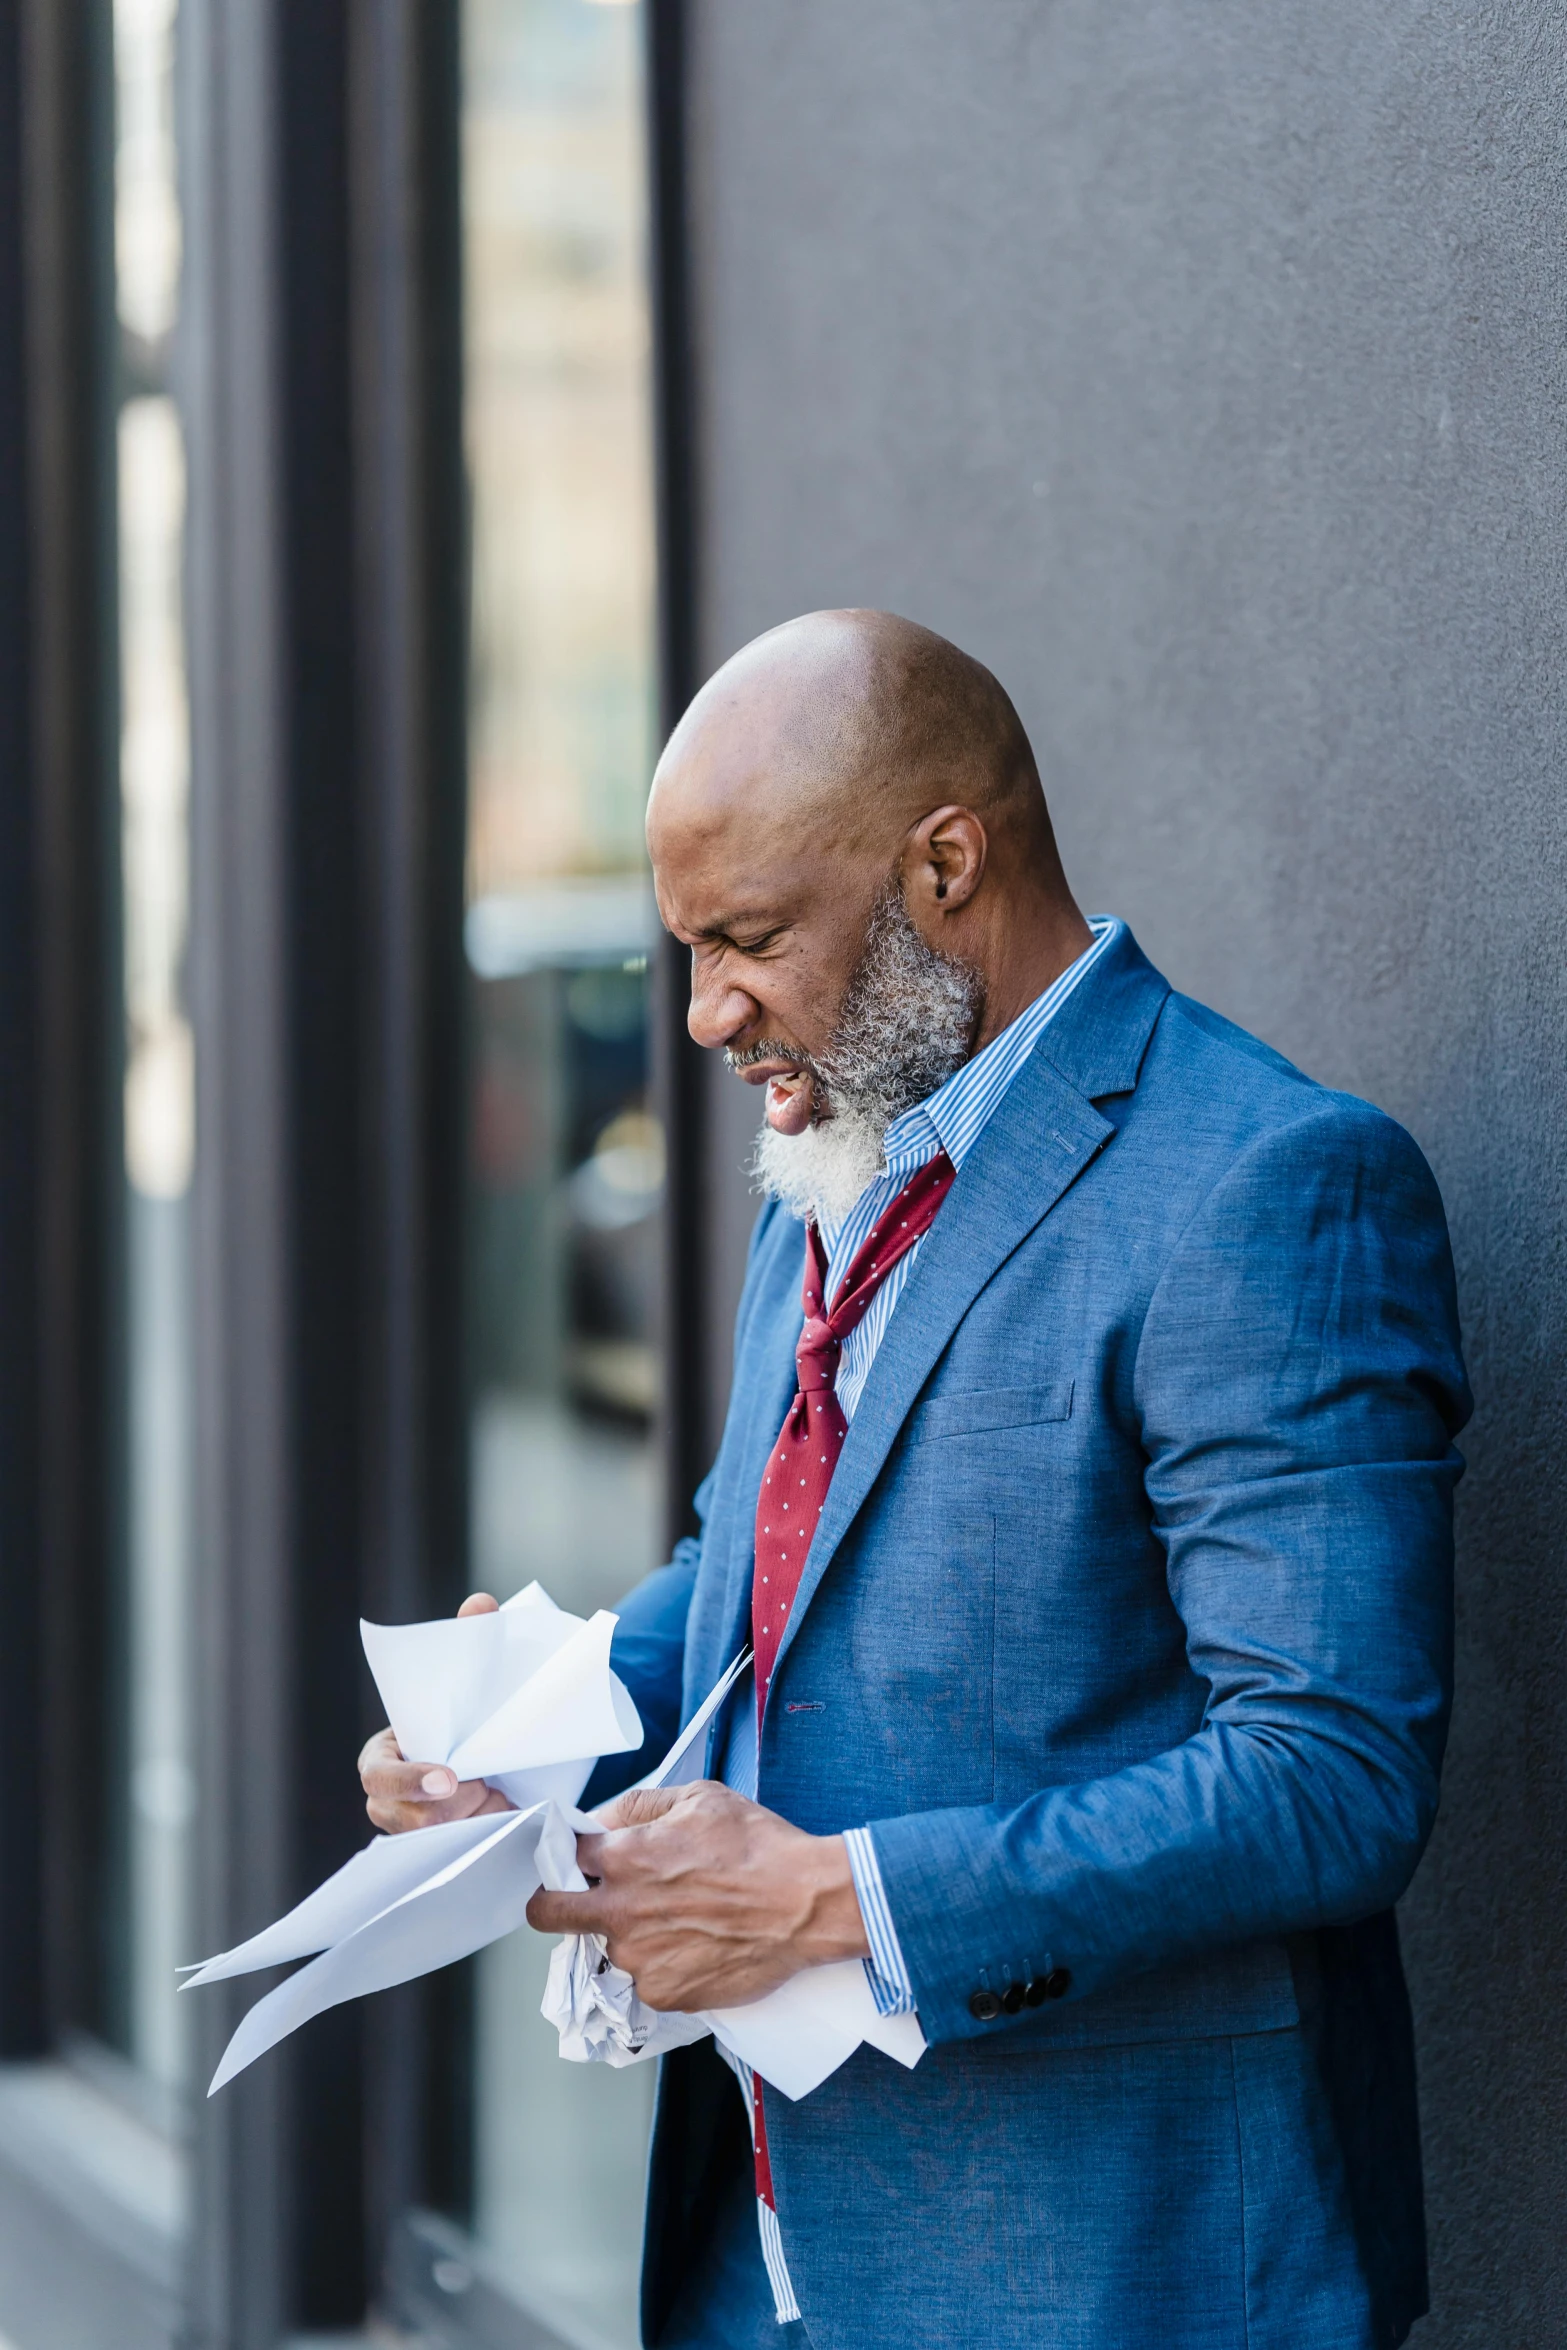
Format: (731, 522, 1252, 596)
(767, 1059, 1113, 1687)
(766, 924, 1171, 1691)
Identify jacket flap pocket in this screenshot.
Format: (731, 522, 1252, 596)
(917, 1381, 1074, 1440)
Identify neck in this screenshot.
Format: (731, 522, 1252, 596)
(970, 891, 1095, 1050)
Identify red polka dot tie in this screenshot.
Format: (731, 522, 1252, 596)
(747, 1149, 955, 2216)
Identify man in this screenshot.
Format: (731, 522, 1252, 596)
(363, 611, 1470, 2350)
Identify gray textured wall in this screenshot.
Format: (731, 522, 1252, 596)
(683, 5, 1567, 2340)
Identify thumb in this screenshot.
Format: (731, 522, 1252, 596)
(457, 1591, 500, 1618)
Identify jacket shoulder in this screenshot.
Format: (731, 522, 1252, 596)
(1149, 991, 1419, 1156)
(1125, 992, 1454, 1265)
(1156, 989, 1323, 1100)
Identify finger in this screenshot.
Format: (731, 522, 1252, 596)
(368, 1797, 435, 1834)
(574, 1830, 608, 1880)
(358, 1721, 467, 1805)
(357, 1726, 404, 1777)
(527, 1886, 603, 1936)
(457, 1591, 499, 1617)
(595, 1782, 705, 1831)
(368, 1780, 511, 1835)
(361, 1754, 462, 1803)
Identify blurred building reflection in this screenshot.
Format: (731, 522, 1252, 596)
(461, 2, 660, 2341)
(114, 0, 195, 2116)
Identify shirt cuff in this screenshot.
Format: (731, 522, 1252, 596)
(843, 1826, 918, 2016)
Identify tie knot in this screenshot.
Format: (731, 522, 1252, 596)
(796, 1315, 840, 1391)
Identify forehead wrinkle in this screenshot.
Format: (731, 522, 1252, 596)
(659, 790, 879, 922)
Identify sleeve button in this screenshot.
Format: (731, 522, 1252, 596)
(1001, 1981, 1025, 2015)
(1042, 1966, 1072, 2000)
(968, 1989, 1003, 2022)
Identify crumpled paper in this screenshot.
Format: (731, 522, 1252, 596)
(538, 1649, 927, 2102)
(541, 1645, 746, 2068)
(544, 1936, 711, 2067)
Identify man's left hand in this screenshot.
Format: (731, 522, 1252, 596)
(525, 1781, 869, 2012)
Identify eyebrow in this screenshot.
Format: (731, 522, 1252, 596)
(689, 909, 788, 945)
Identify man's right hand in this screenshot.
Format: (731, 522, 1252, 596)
(357, 1590, 516, 1834)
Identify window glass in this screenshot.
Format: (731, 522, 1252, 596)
(114, 0, 195, 2103)
(460, 1, 660, 2341)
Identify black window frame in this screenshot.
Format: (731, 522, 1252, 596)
(0, 0, 125, 2068)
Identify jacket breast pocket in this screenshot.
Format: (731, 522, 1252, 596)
(840, 1508, 996, 1810)
(916, 1381, 1074, 1440)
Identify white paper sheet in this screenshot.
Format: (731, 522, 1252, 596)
(708, 1960, 926, 2100)
(188, 1584, 640, 2091)
(180, 1810, 517, 1985)
(633, 1646, 752, 1792)
(206, 1804, 573, 2093)
(187, 1605, 925, 2104)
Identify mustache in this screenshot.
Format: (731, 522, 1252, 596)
(723, 1040, 821, 1078)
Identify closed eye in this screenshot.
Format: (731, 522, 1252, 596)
(691, 922, 791, 962)
(733, 926, 789, 957)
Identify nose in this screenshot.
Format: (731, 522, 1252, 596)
(687, 955, 758, 1052)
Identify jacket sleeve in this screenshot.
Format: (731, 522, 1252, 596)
(866, 1098, 1472, 2045)
(585, 1198, 791, 1805)
(581, 1495, 707, 1806)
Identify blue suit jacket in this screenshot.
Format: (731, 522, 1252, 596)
(594, 927, 1471, 2350)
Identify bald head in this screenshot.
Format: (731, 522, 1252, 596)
(648, 608, 1050, 862)
(648, 609, 1090, 1118)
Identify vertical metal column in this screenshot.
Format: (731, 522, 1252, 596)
(649, 0, 715, 1539)
(273, 2, 369, 2322)
(0, 0, 121, 2060)
(347, 0, 471, 2283)
(24, 0, 123, 2065)
(183, 0, 470, 2336)
(180, 0, 292, 2332)
(0, 0, 47, 2063)
(183, 0, 371, 2328)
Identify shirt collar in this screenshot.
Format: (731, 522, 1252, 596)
(881, 915, 1121, 1179)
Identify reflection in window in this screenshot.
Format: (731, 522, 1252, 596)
(461, 1, 660, 2342)
(114, 0, 194, 2102)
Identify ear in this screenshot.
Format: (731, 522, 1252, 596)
(901, 804, 988, 917)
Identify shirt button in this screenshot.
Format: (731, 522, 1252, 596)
(968, 1989, 1003, 2023)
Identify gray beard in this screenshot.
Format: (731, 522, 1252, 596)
(748, 886, 983, 1227)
